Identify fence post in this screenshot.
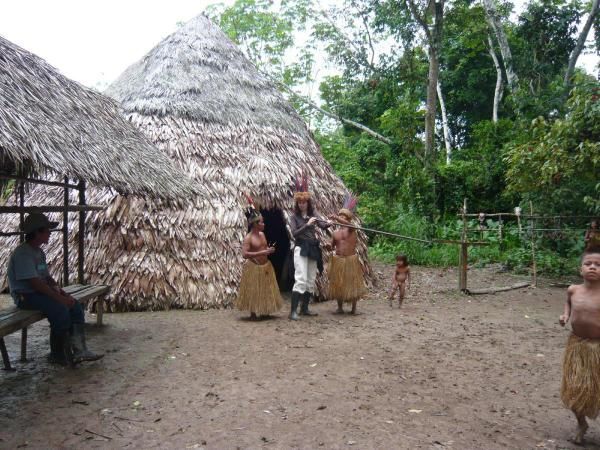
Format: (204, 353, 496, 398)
(529, 201, 537, 287)
(459, 199, 468, 292)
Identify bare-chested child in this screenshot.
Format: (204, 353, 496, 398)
(559, 246, 600, 444)
(389, 255, 410, 308)
(235, 203, 282, 320)
(326, 205, 366, 314)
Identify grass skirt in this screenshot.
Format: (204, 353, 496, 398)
(328, 254, 366, 303)
(561, 333, 600, 418)
(236, 260, 282, 315)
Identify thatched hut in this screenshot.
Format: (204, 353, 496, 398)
(0, 34, 194, 287)
(0, 35, 193, 198)
(4, 16, 372, 311)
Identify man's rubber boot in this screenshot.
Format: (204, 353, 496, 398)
(300, 292, 318, 316)
(289, 291, 300, 320)
(71, 323, 104, 363)
(47, 330, 68, 366)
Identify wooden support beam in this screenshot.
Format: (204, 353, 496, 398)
(18, 183, 24, 244)
(0, 228, 65, 237)
(78, 180, 86, 284)
(63, 176, 69, 286)
(0, 205, 104, 214)
(0, 174, 79, 189)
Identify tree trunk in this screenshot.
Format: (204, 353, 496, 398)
(436, 80, 452, 163)
(483, 0, 518, 96)
(564, 0, 600, 88)
(425, 46, 439, 159)
(487, 34, 504, 123)
(406, 0, 444, 160)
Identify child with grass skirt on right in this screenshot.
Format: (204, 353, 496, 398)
(559, 246, 600, 444)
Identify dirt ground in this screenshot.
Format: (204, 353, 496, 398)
(0, 262, 597, 450)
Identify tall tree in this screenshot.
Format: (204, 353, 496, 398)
(405, 0, 445, 159)
(486, 34, 504, 122)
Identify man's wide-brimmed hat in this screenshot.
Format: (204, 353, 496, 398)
(22, 213, 59, 234)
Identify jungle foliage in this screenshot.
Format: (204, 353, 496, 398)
(207, 0, 600, 275)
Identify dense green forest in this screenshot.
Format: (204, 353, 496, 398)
(207, 0, 600, 275)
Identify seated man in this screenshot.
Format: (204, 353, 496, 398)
(7, 213, 103, 365)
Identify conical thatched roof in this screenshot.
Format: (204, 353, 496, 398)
(1, 15, 372, 310)
(0, 35, 194, 198)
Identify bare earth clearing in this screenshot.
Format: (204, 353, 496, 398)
(0, 262, 596, 450)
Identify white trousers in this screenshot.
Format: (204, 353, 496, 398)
(292, 246, 317, 294)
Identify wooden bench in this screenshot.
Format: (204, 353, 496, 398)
(0, 284, 110, 370)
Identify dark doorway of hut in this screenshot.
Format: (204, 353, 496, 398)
(260, 208, 293, 292)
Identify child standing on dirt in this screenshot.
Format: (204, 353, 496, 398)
(389, 255, 410, 307)
(326, 197, 366, 315)
(559, 246, 600, 444)
(236, 196, 282, 320)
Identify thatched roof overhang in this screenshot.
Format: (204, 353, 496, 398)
(0, 35, 195, 199)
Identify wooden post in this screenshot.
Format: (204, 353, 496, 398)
(459, 199, 468, 292)
(77, 180, 86, 285)
(530, 201, 537, 287)
(0, 338, 13, 370)
(18, 182, 25, 243)
(460, 242, 468, 292)
(499, 215, 503, 242)
(63, 176, 69, 286)
(20, 328, 27, 362)
(97, 296, 104, 326)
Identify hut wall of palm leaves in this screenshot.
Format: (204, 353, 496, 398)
(1, 15, 372, 311)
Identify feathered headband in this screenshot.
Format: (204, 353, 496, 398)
(243, 193, 262, 226)
(339, 192, 358, 220)
(293, 172, 311, 201)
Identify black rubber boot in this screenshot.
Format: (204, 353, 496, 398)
(300, 292, 318, 316)
(289, 291, 300, 320)
(47, 330, 68, 366)
(71, 324, 104, 363)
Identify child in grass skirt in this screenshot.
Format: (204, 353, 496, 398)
(559, 246, 600, 444)
(327, 194, 366, 314)
(235, 196, 282, 319)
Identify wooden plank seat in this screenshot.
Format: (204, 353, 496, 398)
(0, 284, 110, 370)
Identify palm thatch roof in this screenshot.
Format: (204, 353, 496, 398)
(0, 35, 194, 198)
(1, 15, 372, 310)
